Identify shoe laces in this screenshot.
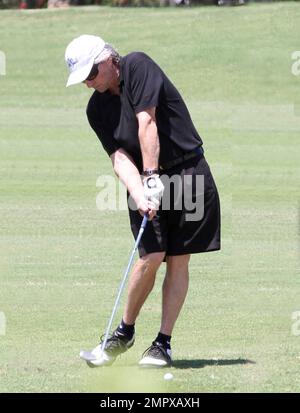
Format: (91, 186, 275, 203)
(99, 331, 127, 351)
(143, 341, 170, 359)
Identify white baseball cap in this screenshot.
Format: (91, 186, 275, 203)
(65, 35, 107, 87)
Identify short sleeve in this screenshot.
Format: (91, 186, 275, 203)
(86, 95, 121, 157)
(129, 55, 164, 113)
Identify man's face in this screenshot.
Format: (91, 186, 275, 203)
(83, 58, 116, 93)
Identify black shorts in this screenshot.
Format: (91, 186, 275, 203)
(128, 155, 221, 257)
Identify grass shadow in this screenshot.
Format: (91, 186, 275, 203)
(172, 358, 256, 369)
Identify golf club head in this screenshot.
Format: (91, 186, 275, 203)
(80, 343, 105, 360)
(80, 345, 113, 367)
(80, 349, 98, 361)
(86, 352, 114, 368)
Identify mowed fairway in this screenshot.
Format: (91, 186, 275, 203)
(0, 3, 300, 392)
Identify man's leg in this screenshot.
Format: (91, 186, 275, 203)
(139, 254, 190, 367)
(123, 251, 166, 324)
(98, 252, 165, 362)
(161, 254, 190, 335)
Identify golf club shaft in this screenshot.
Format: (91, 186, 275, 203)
(101, 214, 148, 352)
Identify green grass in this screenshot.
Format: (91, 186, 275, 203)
(0, 3, 300, 393)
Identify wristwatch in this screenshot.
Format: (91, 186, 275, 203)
(142, 168, 159, 177)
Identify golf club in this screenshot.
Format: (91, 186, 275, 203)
(80, 213, 149, 366)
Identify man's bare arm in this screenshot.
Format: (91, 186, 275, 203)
(136, 107, 159, 172)
(110, 148, 156, 219)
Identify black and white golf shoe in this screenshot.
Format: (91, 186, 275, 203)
(139, 341, 172, 368)
(103, 329, 135, 359)
(80, 329, 135, 368)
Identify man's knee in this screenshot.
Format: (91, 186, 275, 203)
(139, 251, 165, 271)
(166, 254, 190, 272)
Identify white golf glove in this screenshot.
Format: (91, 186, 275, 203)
(143, 174, 164, 210)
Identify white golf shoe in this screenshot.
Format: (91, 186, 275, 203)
(139, 341, 172, 367)
(80, 330, 135, 368)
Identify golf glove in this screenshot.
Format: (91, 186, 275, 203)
(143, 174, 164, 209)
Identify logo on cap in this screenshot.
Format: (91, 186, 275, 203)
(67, 58, 78, 70)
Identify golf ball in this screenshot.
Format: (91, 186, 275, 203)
(164, 372, 174, 381)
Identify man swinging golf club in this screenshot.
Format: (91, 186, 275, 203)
(65, 35, 221, 368)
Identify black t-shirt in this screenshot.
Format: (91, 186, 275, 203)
(87, 52, 203, 172)
(87, 91, 121, 157)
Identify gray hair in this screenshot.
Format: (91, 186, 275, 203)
(95, 43, 121, 65)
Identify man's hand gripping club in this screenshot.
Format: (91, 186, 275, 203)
(142, 173, 164, 219)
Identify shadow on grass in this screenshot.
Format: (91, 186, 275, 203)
(172, 358, 256, 369)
